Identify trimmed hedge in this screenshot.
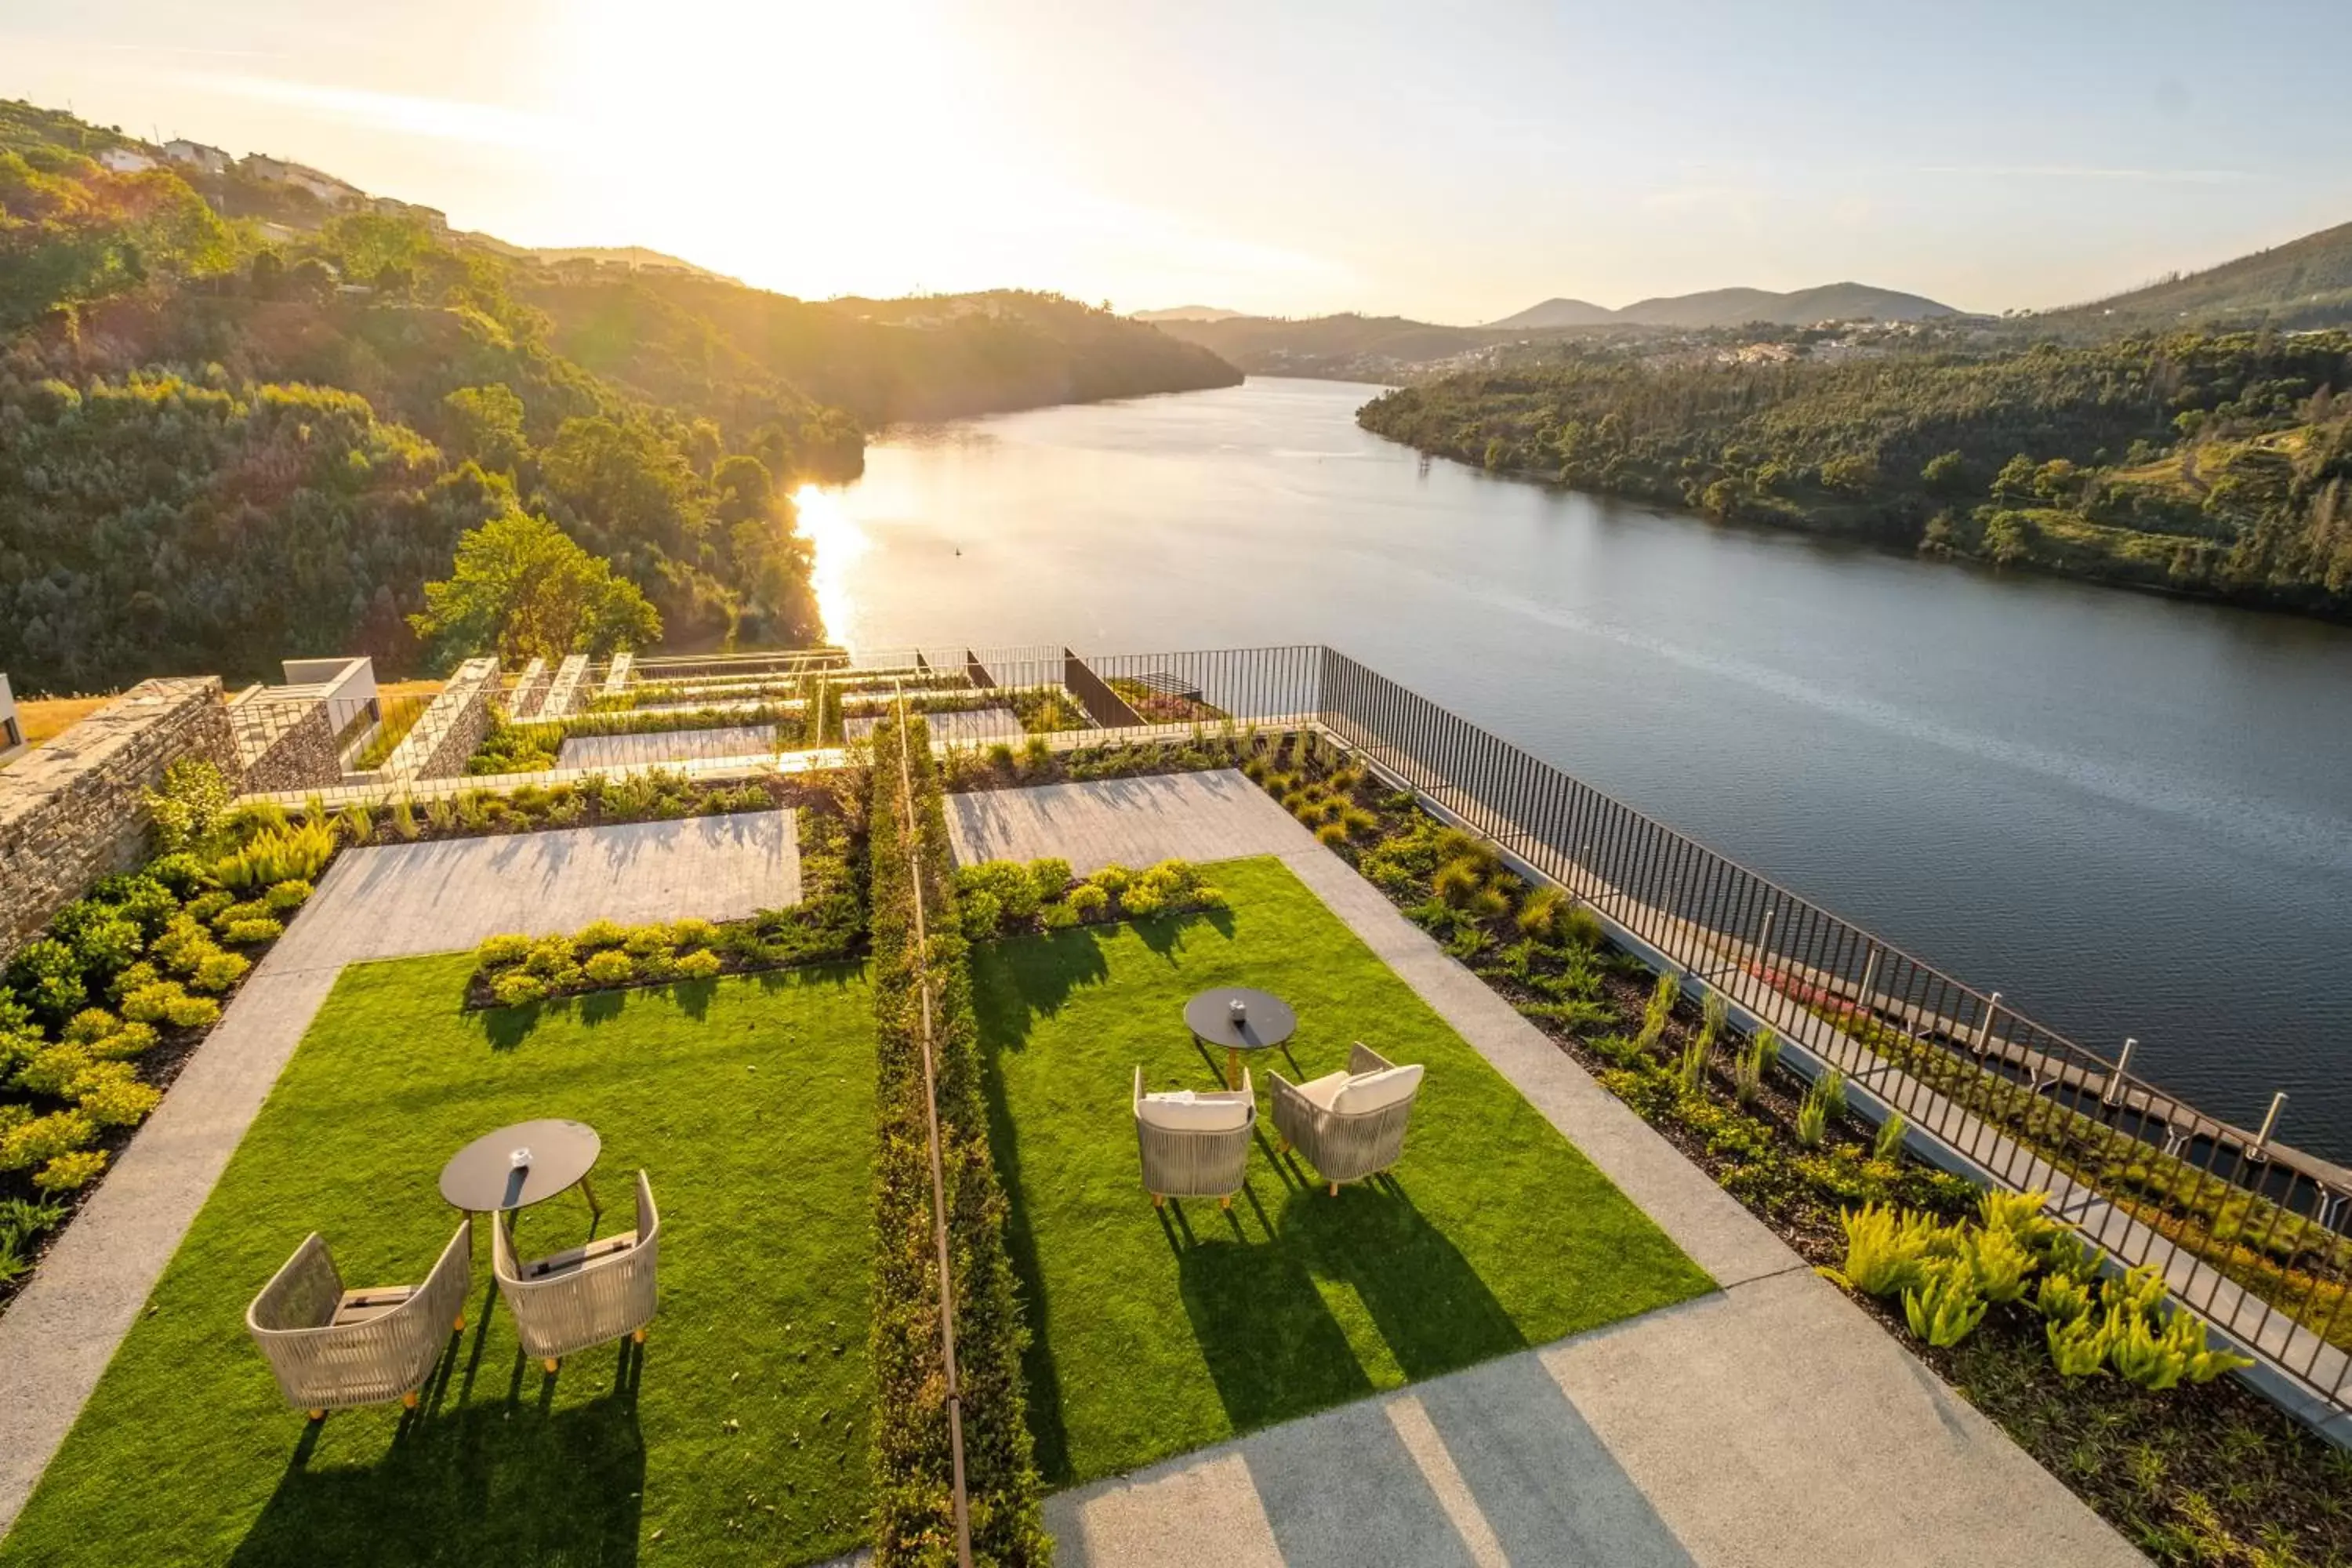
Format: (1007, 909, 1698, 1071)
(866, 715, 1049, 1566)
(953, 857, 1224, 941)
(464, 812, 867, 1007)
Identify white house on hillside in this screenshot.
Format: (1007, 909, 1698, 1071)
(98, 147, 158, 173)
(240, 154, 363, 205)
(163, 139, 230, 174)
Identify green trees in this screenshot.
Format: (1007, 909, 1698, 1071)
(439, 384, 528, 474)
(1356, 330, 2352, 618)
(0, 151, 234, 329)
(410, 507, 659, 663)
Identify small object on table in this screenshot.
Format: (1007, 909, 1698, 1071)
(440, 1118, 604, 1233)
(1183, 986, 1298, 1090)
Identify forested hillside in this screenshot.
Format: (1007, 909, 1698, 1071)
(2051, 222, 2352, 330)
(0, 100, 1240, 693)
(527, 278, 1242, 426)
(1357, 332, 2352, 617)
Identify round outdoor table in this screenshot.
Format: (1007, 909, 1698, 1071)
(1184, 988, 1297, 1090)
(438, 1118, 604, 1231)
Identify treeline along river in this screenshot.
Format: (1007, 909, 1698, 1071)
(798, 376, 2352, 1163)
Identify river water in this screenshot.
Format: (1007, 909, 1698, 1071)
(798, 376, 2352, 1161)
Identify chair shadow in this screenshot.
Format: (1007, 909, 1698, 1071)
(1167, 1193, 1376, 1436)
(229, 1340, 647, 1566)
(1280, 1176, 1528, 1381)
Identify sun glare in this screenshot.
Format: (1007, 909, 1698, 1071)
(792, 481, 868, 649)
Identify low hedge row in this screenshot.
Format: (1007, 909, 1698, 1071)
(865, 715, 1049, 1566)
(953, 857, 1224, 941)
(465, 811, 868, 1007)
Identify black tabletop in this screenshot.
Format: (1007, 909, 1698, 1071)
(1183, 987, 1297, 1051)
(438, 1119, 601, 1214)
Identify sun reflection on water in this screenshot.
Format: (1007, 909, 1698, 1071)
(792, 482, 866, 649)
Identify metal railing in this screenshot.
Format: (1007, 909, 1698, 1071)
(1305, 645, 2350, 1424)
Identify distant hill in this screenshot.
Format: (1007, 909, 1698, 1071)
(469, 238, 739, 282)
(1150, 313, 1484, 379)
(1134, 305, 1248, 322)
(1487, 282, 1960, 331)
(1484, 297, 1616, 329)
(2053, 220, 2352, 329)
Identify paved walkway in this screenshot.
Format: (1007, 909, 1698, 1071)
(947, 773, 2144, 1567)
(0, 813, 803, 1535)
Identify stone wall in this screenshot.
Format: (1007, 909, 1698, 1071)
(378, 657, 499, 782)
(0, 679, 235, 963)
(228, 690, 342, 795)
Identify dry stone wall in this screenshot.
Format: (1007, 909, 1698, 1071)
(228, 691, 341, 795)
(0, 679, 236, 962)
(376, 657, 499, 783)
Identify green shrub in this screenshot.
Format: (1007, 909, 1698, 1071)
(583, 950, 636, 985)
(144, 852, 210, 899)
(263, 880, 313, 913)
(212, 821, 336, 891)
(105, 962, 161, 1002)
(143, 758, 234, 855)
(2046, 1312, 2111, 1377)
(622, 927, 674, 960)
(210, 901, 271, 932)
(88, 1022, 159, 1060)
(1067, 884, 1109, 920)
(1, 1109, 98, 1171)
(1027, 858, 1073, 905)
(183, 891, 235, 926)
(163, 993, 221, 1029)
(1831, 1202, 1935, 1296)
(218, 918, 284, 947)
(14, 1042, 96, 1098)
(74, 1065, 161, 1127)
(669, 918, 720, 952)
(61, 1009, 122, 1047)
(34, 1149, 109, 1192)
(673, 949, 724, 981)
(1088, 864, 1134, 899)
(118, 981, 187, 1025)
(489, 971, 550, 1008)
(6, 940, 87, 1026)
(960, 890, 1004, 940)
(1903, 1259, 1989, 1348)
(571, 920, 629, 953)
(1634, 972, 1679, 1054)
(477, 933, 533, 968)
(190, 951, 251, 994)
(2035, 1272, 2095, 1325)
(1965, 1222, 2037, 1304)
(1040, 902, 1080, 930)
(1871, 1111, 1907, 1161)
(1795, 1069, 1843, 1148)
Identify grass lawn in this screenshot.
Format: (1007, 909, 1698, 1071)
(970, 855, 1715, 1486)
(1, 956, 878, 1568)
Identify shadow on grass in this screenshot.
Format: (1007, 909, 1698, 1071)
(1167, 1191, 1376, 1435)
(1283, 1175, 1527, 1381)
(229, 1340, 647, 1566)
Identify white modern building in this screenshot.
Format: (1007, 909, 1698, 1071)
(0, 673, 22, 760)
(97, 147, 158, 173)
(162, 139, 230, 174)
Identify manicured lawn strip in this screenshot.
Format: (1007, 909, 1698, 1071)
(0, 956, 879, 1568)
(970, 855, 1715, 1486)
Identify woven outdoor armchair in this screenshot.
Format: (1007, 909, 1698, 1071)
(492, 1168, 659, 1372)
(1270, 1042, 1425, 1194)
(1134, 1065, 1257, 1208)
(245, 1223, 471, 1420)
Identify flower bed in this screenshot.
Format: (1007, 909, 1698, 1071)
(1243, 731, 2352, 1568)
(1, 763, 330, 1301)
(952, 856, 1224, 940)
(865, 714, 1047, 1566)
(464, 811, 867, 1007)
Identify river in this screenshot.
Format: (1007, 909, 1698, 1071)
(797, 376, 2352, 1162)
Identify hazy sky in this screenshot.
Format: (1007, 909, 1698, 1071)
(8, 0, 2350, 322)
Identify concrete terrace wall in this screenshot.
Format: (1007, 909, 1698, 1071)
(378, 657, 499, 782)
(0, 679, 236, 962)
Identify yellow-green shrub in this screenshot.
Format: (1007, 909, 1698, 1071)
(34, 1149, 108, 1192)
